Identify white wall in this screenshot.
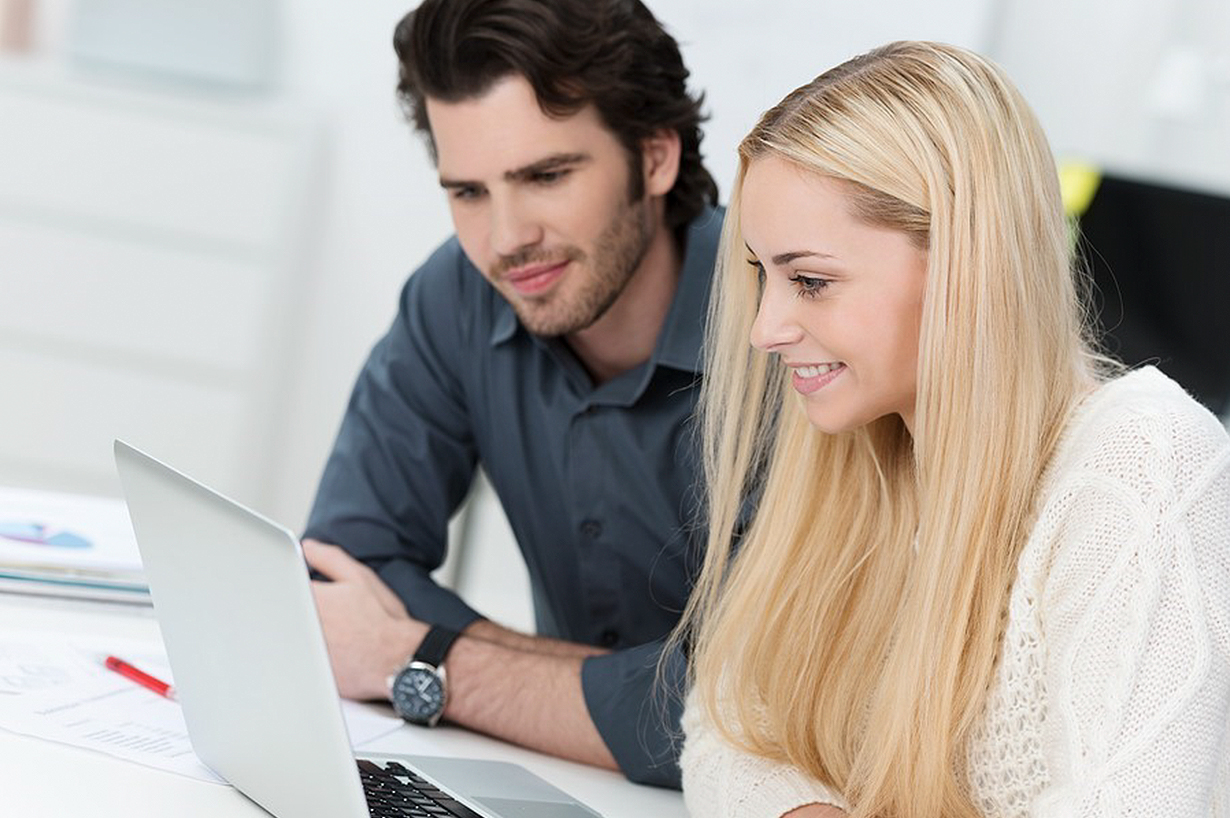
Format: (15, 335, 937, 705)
(991, 0, 1230, 196)
(270, 0, 457, 527)
(656, 1, 998, 197)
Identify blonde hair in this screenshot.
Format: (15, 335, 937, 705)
(675, 42, 1110, 817)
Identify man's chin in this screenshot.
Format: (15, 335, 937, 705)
(510, 291, 612, 337)
(514, 309, 593, 338)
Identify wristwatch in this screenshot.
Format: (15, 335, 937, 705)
(388, 626, 461, 726)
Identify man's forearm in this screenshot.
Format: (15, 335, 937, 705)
(443, 633, 619, 771)
(303, 542, 622, 772)
(463, 619, 608, 660)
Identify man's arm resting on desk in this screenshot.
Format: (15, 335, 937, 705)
(463, 619, 607, 659)
(444, 629, 617, 769)
(303, 541, 618, 771)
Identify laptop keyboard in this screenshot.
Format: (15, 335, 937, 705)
(359, 759, 483, 818)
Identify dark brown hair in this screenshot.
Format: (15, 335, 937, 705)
(393, 0, 718, 233)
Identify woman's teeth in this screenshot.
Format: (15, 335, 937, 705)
(795, 363, 842, 378)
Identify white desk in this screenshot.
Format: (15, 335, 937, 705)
(0, 594, 687, 818)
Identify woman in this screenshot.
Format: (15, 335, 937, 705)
(676, 42, 1230, 818)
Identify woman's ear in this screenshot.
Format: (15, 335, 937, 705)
(641, 128, 682, 197)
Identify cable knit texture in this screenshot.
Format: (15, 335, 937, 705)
(681, 367, 1230, 817)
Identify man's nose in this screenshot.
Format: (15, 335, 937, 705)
(489, 193, 543, 257)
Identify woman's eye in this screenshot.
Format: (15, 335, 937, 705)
(789, 275, 829, 298)
(747, 258, 766, 286)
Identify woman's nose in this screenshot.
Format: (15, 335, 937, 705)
(749, 281, 804, 352)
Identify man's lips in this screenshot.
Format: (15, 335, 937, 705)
(502, 260, 570, 296)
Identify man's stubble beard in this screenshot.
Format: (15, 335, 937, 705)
(504, 194, 655, 338)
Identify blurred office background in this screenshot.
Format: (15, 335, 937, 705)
(1, 0, 1227, 630)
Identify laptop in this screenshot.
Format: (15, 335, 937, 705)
(113, 439, 602, 818)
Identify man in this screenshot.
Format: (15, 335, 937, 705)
(302, 0, 720, 789)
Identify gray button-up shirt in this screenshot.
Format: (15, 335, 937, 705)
(305, 207, 723, 788)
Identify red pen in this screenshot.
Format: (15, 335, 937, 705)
(104, 655, 177, 701)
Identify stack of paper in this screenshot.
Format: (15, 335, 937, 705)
(0, 486, 150, 604)
(0, 631, 405, 783)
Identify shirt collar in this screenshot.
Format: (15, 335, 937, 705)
(488, 205, 724, 374)
(652, 205, 722, 373)
(490, 296, 519, 346)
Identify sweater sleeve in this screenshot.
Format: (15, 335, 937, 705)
(1030, 402, 1230, 816)
(680, 693, 848, 818)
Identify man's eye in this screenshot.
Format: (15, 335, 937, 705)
(533, 169, 570, 185)
(452, 186, 484, 201)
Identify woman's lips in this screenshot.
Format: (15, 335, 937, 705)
(791, 363, 846, 394)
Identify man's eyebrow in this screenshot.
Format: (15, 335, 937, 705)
(505, 152, 590, 183)
(438, 152, 591, 190)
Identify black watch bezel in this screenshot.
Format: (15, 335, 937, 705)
(389, 660, 448, 726)
(388, 626, 461, 726)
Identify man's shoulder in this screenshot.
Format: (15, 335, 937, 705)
(406, 236, 481, 295)
(684, 205, 725, 262)
(656, 206, 725, 373)
(400, 236, 502, 313)
(391, 236, 507, 353)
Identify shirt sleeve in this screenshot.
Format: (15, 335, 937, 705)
(580, 639, 689, 788)
(680, 691, 847, 817)
(1030, 412, 1230, 816)
(304, 242, 484, 632)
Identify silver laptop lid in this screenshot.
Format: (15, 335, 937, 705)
(114, 439, 369, 818)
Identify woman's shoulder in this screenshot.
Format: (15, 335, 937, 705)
(1048, 366, 1230, 498)
(1075, 366, 1225, 436)
(1002, 369, 1230, 816)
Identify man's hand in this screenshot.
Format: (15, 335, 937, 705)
(302, 539, 425, 701)
(301, 540, 617, 771)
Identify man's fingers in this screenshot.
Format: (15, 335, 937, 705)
(302, 539, 408, 620)
(302, 539, 365, 582)
(301, 536, 408, 619)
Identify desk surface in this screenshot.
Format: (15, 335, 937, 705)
(0, 595, 687, 818)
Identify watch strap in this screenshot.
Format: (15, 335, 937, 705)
(413, 625, 461, 668)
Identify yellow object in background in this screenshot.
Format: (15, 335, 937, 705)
(1059, 162, 1103, 218)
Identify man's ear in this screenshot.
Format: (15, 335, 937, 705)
(641, 128, 682, 197)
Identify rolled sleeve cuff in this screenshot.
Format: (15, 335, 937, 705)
(376, 559, 485, 632)
(582, 640, 685, 789)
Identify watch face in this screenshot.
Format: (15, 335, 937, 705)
(391, 664, 445, 724)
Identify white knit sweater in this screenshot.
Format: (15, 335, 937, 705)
(681, 367, 1230, 818)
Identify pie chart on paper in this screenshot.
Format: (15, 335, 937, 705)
(0, 521, 93, 549)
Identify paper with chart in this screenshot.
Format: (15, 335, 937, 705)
(0, 486, 141, 573)
(0, 486, 150, 602)
(0, 631, 404, 783)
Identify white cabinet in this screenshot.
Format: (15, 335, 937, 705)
(0, 60, 321, 507)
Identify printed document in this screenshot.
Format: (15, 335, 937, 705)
(0, 631, 404, 783)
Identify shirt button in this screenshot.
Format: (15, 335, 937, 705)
(580, 519, 603, 539)
(599, 630, 620, 647)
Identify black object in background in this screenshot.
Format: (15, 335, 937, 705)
(1077, 175, 1230, 416)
